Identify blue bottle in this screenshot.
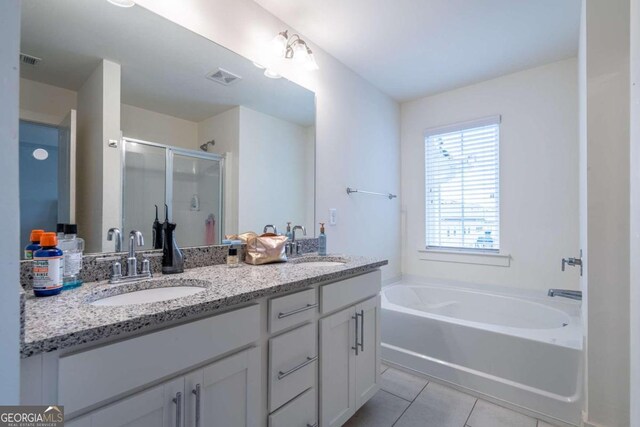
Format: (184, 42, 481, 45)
(24, 229, 44, 260)
(32, 232, 64, 297)
(318, 222, 327, 256)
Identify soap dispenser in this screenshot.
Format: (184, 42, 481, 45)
(162, 204, 185, 274)
(152, 205, 163, 250)
(318, 222, 327, 256)
(285, 222, 293, 241)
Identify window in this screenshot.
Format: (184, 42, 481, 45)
(425, 116, 500, 252)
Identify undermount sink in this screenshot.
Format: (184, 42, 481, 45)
(297, 261, 346, 267)
(90, 285, 206, 307)
(291, 257, 347, 268)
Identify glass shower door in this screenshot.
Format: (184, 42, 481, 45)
(170, 151, 223, 247)
(122, 140, 166, 251)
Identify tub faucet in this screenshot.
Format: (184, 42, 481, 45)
(561, 251, 583, 276)
(548, 289, 582, 301)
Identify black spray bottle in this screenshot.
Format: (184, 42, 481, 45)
(152, 205, 163, 250)
(162, 204, 184, 274)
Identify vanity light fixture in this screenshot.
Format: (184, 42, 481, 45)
(106, 0, 136, 7)
(270, 30, 319, 71)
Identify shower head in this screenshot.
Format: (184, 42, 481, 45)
(200, 140, 215, 152)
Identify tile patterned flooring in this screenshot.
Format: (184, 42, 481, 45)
(344, 364, 562, 427)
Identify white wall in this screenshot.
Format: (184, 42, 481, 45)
(581, 0, 631, 426)
(237, 106, 314, 234)
(121, 104, 198, 149)
(0, 0, 21, 404)
(76, 60, 122, 253)
(135, 0, 401, 281)
(631, 0, 640, 423)
(401, 59, 579, 291)
(19, 78, 77, 125)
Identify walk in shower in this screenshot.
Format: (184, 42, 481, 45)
(122, 137, 223, 250)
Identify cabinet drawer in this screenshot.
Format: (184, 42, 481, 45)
(320, 270, 381, 314)
(269, 323, 317, 412)
(269, 288, 317, 334)
(268, 387, 317, 427)
(59, 304, 260, 414)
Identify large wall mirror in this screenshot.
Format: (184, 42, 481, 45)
(19, 0, 316, 256)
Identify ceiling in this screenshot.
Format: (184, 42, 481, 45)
(253, 0, 581, 101)
(20, 0, 315, 126)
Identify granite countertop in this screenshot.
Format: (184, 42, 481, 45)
(22, 254, 387, 357)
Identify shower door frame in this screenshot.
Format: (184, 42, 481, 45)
(121, 137, 225, 246)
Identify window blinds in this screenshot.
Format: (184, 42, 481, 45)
(425, 117, 500, 251)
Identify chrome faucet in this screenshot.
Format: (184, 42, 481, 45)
(107, 227, 123, 252)
(109, 230, 151, 284)
(291, 225, 306, 242)
(548, 289, 582, 301)
(263, 224, 278, 234)
(562, 250, 583, 276)
(286, 225, 307, 256)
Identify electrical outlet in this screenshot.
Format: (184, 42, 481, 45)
(329, 208, 337, 225)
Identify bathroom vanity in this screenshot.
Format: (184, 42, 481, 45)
(19, 256, 386, 427)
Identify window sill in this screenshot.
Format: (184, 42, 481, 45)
(417, 248, 511, 267)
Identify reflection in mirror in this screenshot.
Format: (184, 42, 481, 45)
(19, 0, 315, 256)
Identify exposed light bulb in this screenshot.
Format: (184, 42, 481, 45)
(264, 69, 281, 79)
(271, 31, 288, 58)
(292, 42, 309, 64)
(107, 0, 136, 7)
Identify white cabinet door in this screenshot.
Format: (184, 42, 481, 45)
(194, 347, 261, 427)
(320, 306, 357, 427)
(354, 296, 380, 409)
(89, 385, 166, 427)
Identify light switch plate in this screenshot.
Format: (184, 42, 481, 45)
(329, 208, 337, 225)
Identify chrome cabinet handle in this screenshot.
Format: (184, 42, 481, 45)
(278, 303, 318, 319)
(278, 356, 318, 380)
(172, 391, 182, 427)
(307, 423, 319, 427)
(359, 309, 364, 352)
(192, 384, 201, 427)
(352, 314, 359, 356)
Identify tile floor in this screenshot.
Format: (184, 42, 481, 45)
(343, 364, 562, 427)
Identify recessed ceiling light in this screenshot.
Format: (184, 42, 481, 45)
(264, 69, 281, 79)
(32, 148, 49, 161)
(253, 62, 266, 69)
(107, 0, 136, 8)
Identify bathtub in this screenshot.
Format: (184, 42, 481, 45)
(381, 280, 583, 426)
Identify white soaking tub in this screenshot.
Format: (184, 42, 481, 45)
(380, 280, 583, 426)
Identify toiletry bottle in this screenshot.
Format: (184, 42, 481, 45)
(152, 204, 163, 250)
(285, 222, 293, 241)
(56, 223, 66, 241)
(227, 243, 240, 268)
(318, 222, 327, 256)
(32, 232, 64, 297)
(24, 229, 44, 260)
(61, 224, 84, 290)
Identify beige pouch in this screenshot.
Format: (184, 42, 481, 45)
(244, 233, 288, 265)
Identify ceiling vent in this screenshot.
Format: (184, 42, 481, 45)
(206, 68, 242, 86)
(20, 53, 42, 66)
